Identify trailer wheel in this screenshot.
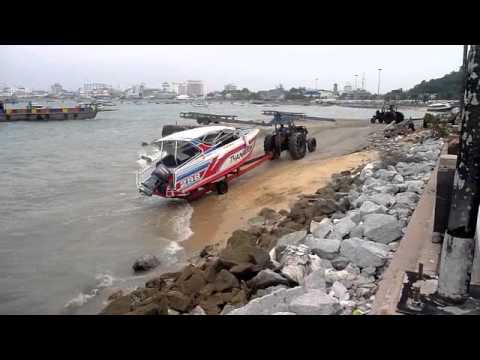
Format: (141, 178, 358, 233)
(288, 133, 307, 160)
(216, 180, 228, 195)
(307, 138, 317, 152)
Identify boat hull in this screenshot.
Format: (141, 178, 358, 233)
(0, 110, 98, 122)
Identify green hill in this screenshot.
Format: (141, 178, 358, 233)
(407, 68, 464, 99)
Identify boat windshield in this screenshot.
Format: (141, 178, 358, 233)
(158, 140, 201, 168)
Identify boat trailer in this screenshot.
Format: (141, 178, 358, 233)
(183, 152, 273, 201)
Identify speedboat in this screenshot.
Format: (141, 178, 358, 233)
(427, 102, 453, 112)
(136, 125, 259, 199)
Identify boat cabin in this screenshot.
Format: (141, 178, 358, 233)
(152, 126, 241, 169)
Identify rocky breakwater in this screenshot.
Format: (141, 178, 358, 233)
(226, 131, 445, 315)
(100, 130, 444, 315)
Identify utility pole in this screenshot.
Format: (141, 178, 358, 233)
(437, 45, 480, 303)
(459, 45, 469, 114)
(377, 68, 382, 96)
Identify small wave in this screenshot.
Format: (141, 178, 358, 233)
(64, 273, 115, 310)
(170, 202, 194, 241)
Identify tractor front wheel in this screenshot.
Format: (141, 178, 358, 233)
(216, 180, 228, 195)
(307, 138, 317, 152)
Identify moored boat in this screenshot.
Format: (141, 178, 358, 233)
(0, 103, 98, 122)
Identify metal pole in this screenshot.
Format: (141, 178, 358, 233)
(437, 45, 480, 303)
(377, 68, 382, 96)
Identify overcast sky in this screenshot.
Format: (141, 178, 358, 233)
(0, 45, 463, 93)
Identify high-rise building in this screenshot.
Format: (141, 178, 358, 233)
(224, 83, 237, 91)
(333, 83, 338, 94)
(187, 80, 204, 97)
(178, 83, 188, 96)
(50, 83, 64, 95)
(162, 82, 171, 92)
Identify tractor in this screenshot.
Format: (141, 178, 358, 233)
(370, 104, 405, 125)
(263, 111, 317, 160)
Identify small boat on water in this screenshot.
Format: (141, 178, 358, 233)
(192, 101, 209, 108)
(0, 102, 98, 122)
(427, 102, 453, 112)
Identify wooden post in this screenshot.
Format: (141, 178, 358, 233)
(437, 45, 480, 303)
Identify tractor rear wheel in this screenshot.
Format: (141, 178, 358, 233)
(288, 133, 307, 160)
(216, 180, 228, 195)
(307, 138, 317, 152)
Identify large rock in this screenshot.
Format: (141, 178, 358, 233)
(359, 201, 387, 218)
(331, 256, 350, 270)
(331, 281, 349, 301)
(132, 254, 160, 272)
(226, 230, 258, 249)
(289, 289, 341, 315)
(340, 237, 390, 268)
(367, 193, 396, 208)
(310, 218, 334, 238)
(214, 269, 240, 292)
(405, 180, 425, 194)
(228, 286, 306, 315)
(374, 169, 397, 181)
(276, 245, 319, 284)
(219, 245, 270, 268)
(303, 235, 341, 260)
(303, 269, 327, 290)
(251, 285, 288, 299)
(332, 216, 357, 238)
(247, 269, 290, 290)
(363, 214, 403, 244)
(276, 230, 307, 247)
(394, 191, 421, 210)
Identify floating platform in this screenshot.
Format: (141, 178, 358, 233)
(0, 107, 98, 122)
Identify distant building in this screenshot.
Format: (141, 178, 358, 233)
(50, 83, 64, 96)
(187, 80, 204, 97)
(81, 82, 113, 98)
(224, 83, 237, 91)
(177, 83, 188, 96)
(162, 82, 171, 92)
(343, 83, 353, 93)
(333, 83, 338, 94)
(125, 83, 145, 98)
(257, 88, 286, 101)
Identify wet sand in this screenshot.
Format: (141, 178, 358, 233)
(182, 119, 380, 254)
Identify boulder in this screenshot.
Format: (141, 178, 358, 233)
(247, 269, 290, 290)
(276, 245, 315, 284)
(367, 193, 396, 208)
(371, 184, 399, 195)
(219, 245, 270, 268)
(248, 216, 265, 227)
(132, 254, 160, 272)
(405, 180, 425, 194)
(349, 225, 364, 238)
(374, 169, 397, 181)
(258, 207, 282, 222)
(363, 214, 403, 244)
(214, 269, 240, 292)
(331, 256, 350, 270)
(303, 235, 341, 260)
(226, 230, 258, 249)
(251, 284, 289, 299)
(229, 286, 306, 315)
(392, 174, 405, 184)
(394, 191, 420, 210)
(332, 216, 357, 238)
(359, 201, 387, 218)
(340, 238, 390, 268)
(276, 230, 307, 247)
(324, 268, 357, 285)
(165, 291, 193, 313)
(310, 218, 334, 238)
(229, 262, 262, 280)
(179, 270, 207, 295)
(331, 281, 349, 301)
(289, 289, 341, 315)
(303, 269, 327, 290)
(188, 305, 207, 315)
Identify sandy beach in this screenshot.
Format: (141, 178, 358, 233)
(182, 119, 380, 254)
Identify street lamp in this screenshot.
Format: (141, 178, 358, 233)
(377, 68, 382, 96)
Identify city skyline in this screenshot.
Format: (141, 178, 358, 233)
(1, 45, 463, 93)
